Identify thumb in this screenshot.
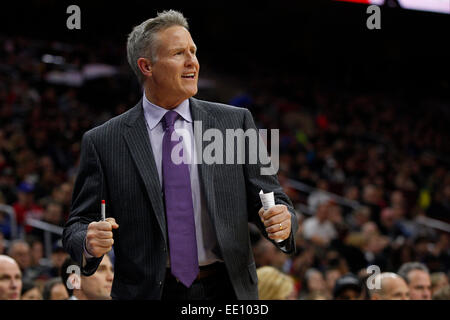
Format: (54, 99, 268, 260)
(105, 217, 119, 229)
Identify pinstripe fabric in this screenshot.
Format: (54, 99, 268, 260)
(63, 97, 298, 300)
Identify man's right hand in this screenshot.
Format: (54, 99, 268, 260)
(86, 217, 119, 258)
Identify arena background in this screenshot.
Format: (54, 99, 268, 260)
(0, 0, 449, 301)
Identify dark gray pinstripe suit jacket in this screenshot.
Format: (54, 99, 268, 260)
(62, 97, 298, 299)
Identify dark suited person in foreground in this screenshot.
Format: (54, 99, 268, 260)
(63, 10, 298, 300)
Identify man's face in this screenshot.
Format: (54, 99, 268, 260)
(408, 270, 431, 300)
(81, 255, 114, 300)
(0, 259, 22, 300)
(44, 203, 62, 224)
(50, 283, 69, 300)
(10, 243, 31, 270)
(382, 277, 410, 300)
(147, 26, 199, 108)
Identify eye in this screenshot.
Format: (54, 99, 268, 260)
(175, 51, 183, 55)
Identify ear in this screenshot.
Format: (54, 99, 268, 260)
(137, 57, 153, 78)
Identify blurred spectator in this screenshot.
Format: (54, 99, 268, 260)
(0, 167, 17, 205)
(48, 240, 69, 278)
(7, 239, 32, 281)
(31, 200, 64, 245)
(302, 198, 337, 246)
(369, 272, 410, 300)
(61, 254, 114, 300)
(430, 272, 449, 295)
(256, 266, 296, 300)
(299, 268, 328, 299)
(24, 238, 52, 281)
(42, 277, 69, 300)
(333, 273, 363, 300)
(20, 280, 43, 300)
(253, 238, 290, 271)
(324, 267, 342, 297)
(0, 254, 22, 300)
(432, 285, 450, 300)
(398, 262, 432, 300)
(12, 182, 43, 233)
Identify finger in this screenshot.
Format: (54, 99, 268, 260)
(265, 219, 291, 234)
(263, 213, 287, 227)
(92, 238, 114, 247)
(258, 207, 264, 218)
(258, 207, 265, 222)
(94, 221, 113, 231)
(95, 231, 114, 239)
(267, 228, 291, 241)
(105, 217, 119, 229)
(262, 205, 287, 219)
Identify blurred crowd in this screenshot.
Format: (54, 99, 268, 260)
(0, 34, 449, 300)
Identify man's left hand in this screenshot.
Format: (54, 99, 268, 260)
(258, 204, 292, 242)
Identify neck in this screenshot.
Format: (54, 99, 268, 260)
(73, 290, 88, 300)
(144, 87, 185, 110)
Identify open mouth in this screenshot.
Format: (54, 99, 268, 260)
(181, 73, 195, 79)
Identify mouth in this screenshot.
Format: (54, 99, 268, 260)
(181, 72, 196, 79)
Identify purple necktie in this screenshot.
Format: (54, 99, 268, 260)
(162, 110, 199, 287)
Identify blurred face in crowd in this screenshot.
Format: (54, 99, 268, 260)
(80, 255, 114, 300)
(307, 271, 326, 292)
(50, 283, 69, 300)
(51, 250, 69, 269)
(21, 287, 43, 300)
(142, 25, 199, 109)
(44, 202, 63, 224)
(335, 288, 361, 300)
(0, 256, 22, 300)
(9, 242, 31, 270)
(431, 273, 449, 294)
(315, 202, 329, 222)
(407, 270, 431, 300)
(373, 276, 410, 300)
(30, 241, 44, 266)
(17, 191, 34, 206)
(325, 269, 341, 293)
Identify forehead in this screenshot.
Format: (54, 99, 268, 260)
(99, 255, 112, 268)
(409, 270, 430, 283)
(0, 260, 21, 275)
(156, 26, 196, 50)
(385, 277, 407, 291)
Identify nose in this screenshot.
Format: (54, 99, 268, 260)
(184, 51, 197, 68)
(10, 279, 19, 289)
(106, 269, 114, 282)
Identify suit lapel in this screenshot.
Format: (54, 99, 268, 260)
(123, 100, 167, 243)
(189, 98, 217, 223)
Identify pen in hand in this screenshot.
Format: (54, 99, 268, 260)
(101, 199, 106, 221)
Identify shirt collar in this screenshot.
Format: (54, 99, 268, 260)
(142, 92, 192, 130)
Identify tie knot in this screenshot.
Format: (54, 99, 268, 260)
(162, 111, 179, 130)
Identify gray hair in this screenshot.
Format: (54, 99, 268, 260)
(126, 10, 189, 84)
(398, 262, 429, 283)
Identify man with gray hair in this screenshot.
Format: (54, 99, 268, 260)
(369, 272, 410, 300)
(63, 10, 297, 300)
(398, 262, 432, 300)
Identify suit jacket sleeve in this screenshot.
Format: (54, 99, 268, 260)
(242, 108, 298, 254)
(62, 132, 105, 276)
